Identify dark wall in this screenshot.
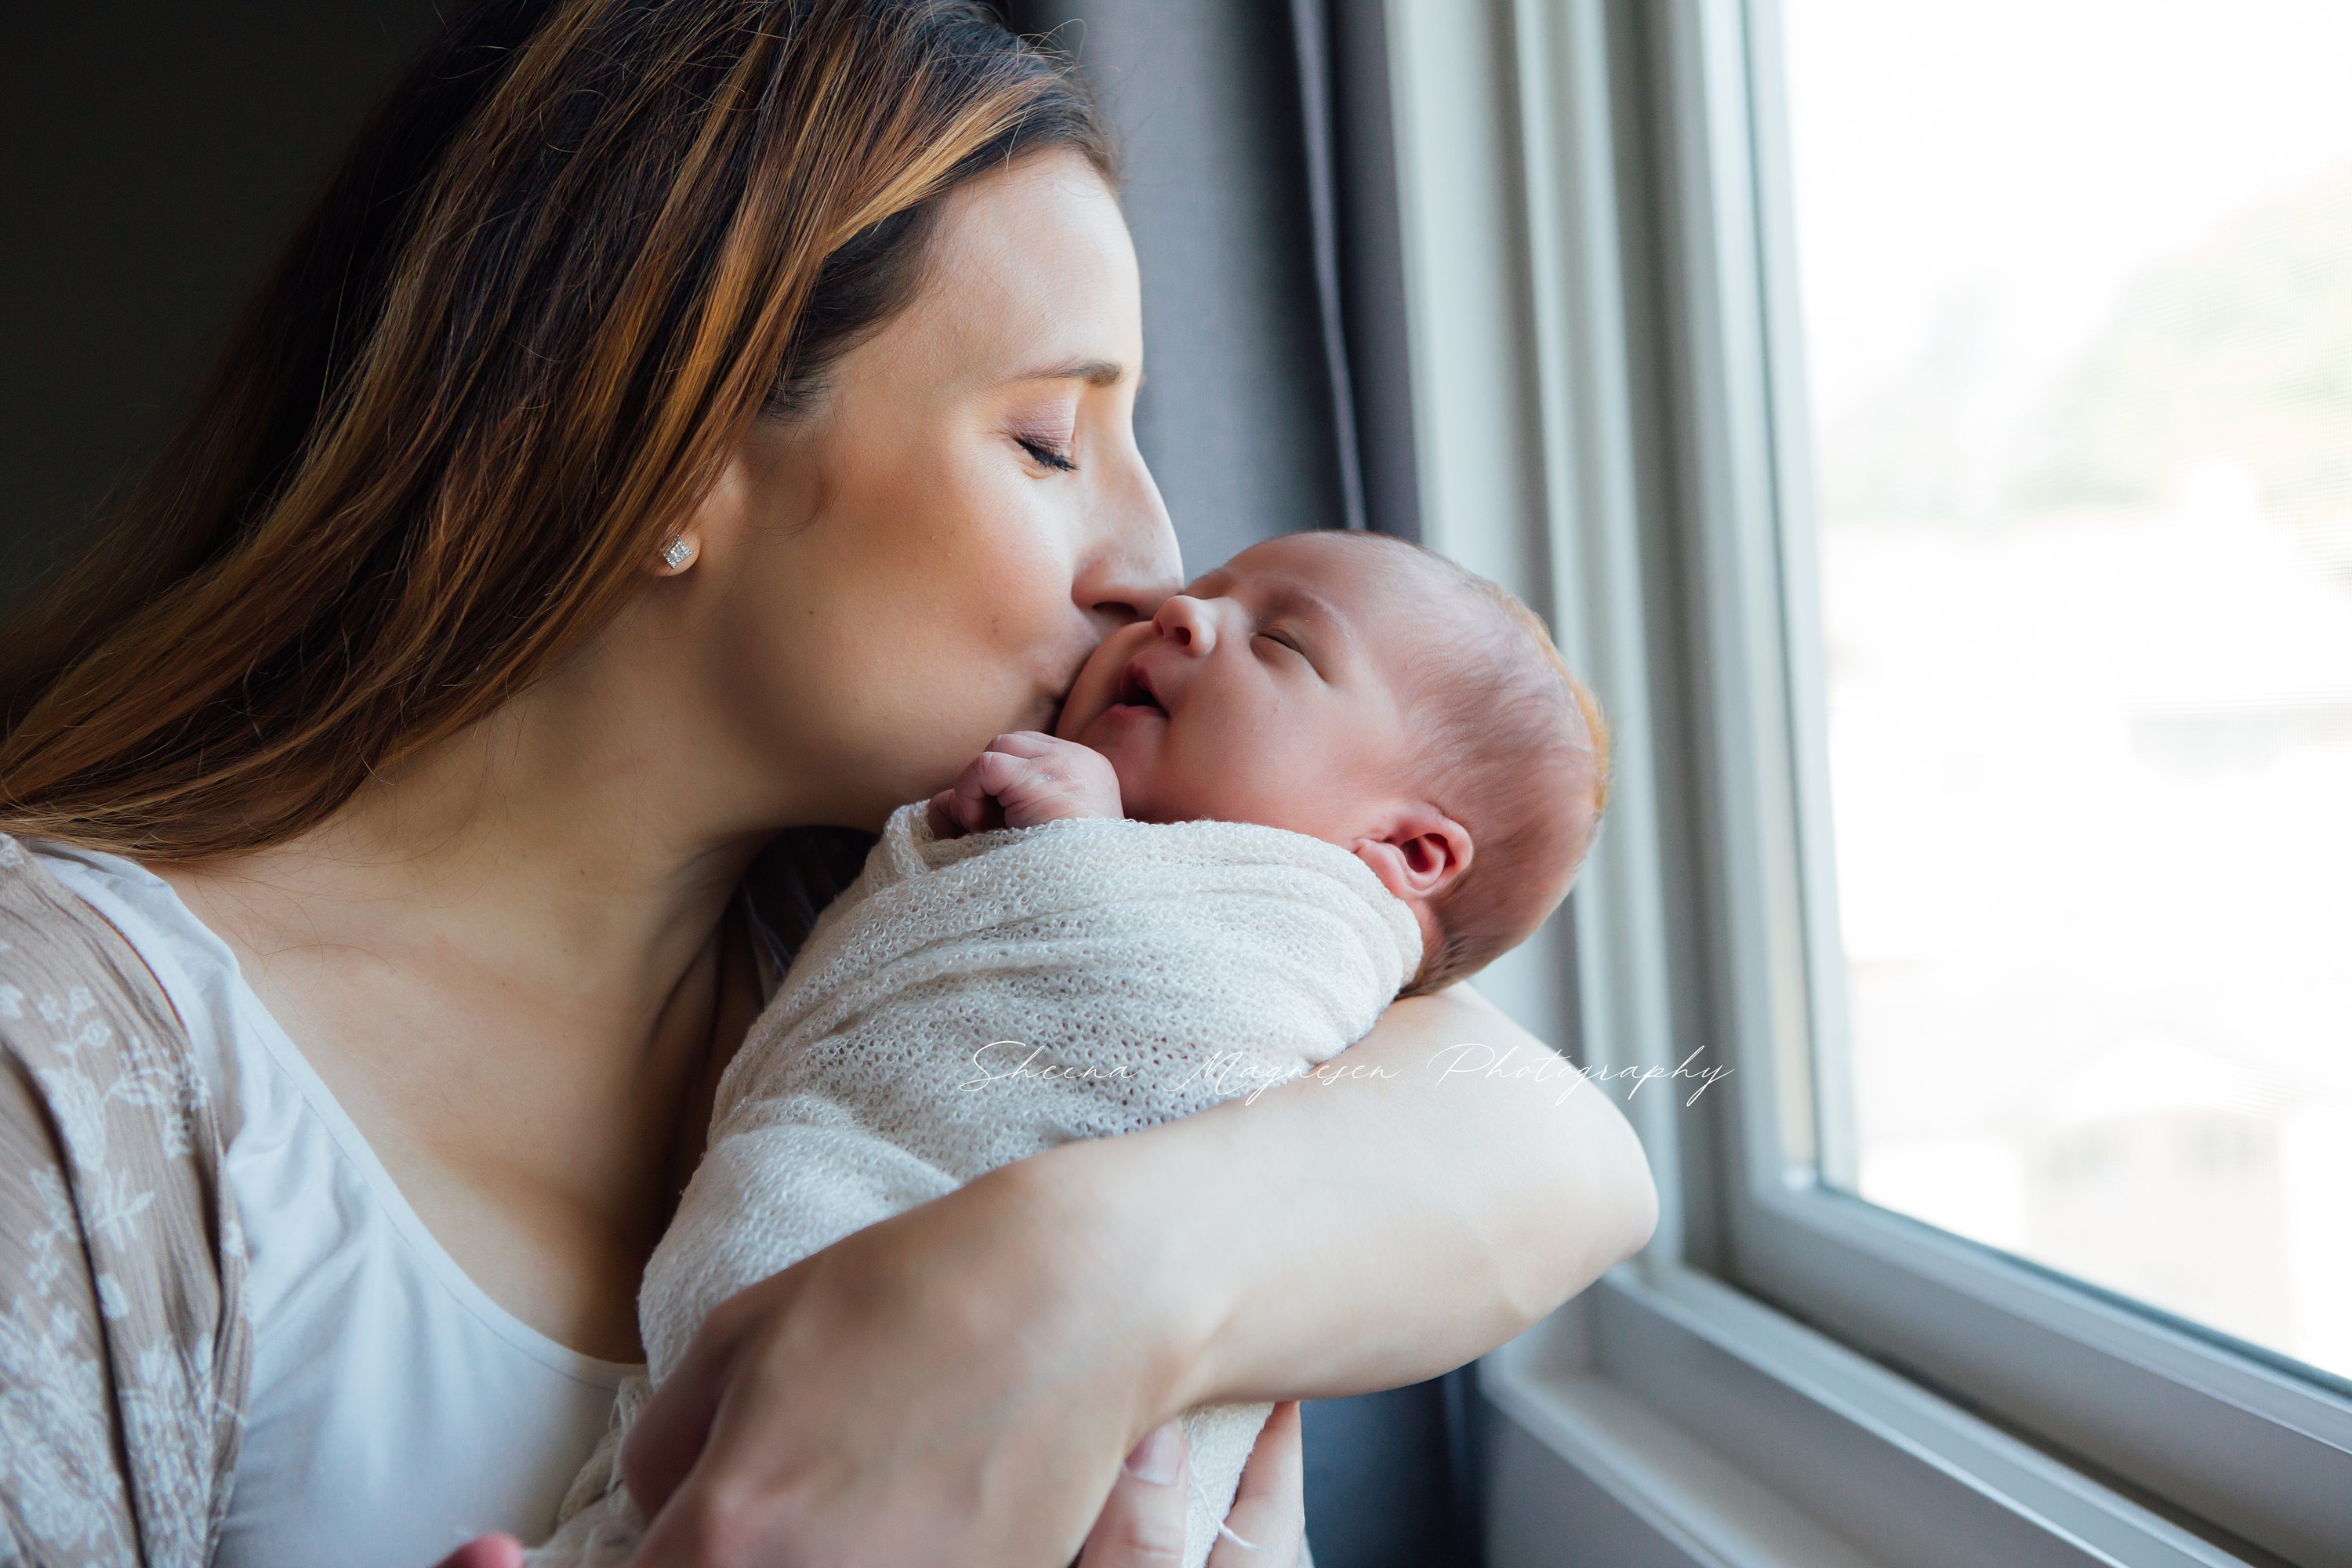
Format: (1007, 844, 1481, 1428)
(0, 2, 445, 608)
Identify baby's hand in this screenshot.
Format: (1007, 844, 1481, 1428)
(927, 731, 1124, 837)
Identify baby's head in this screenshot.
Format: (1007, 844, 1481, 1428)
(1055, 529, 1610, 995)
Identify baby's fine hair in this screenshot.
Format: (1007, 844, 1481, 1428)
(1318, 531, 1611, 997)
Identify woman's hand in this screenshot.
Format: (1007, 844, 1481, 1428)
(616, 1152, 1210, 1566)
(414, 1411, 1303, 1568)
(415, 1414, 1305, 1568)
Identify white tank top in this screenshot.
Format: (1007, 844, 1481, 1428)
(27, 841, 771, 1568)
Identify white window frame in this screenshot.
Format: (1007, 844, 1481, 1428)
(1380, 0, 2352, 1562)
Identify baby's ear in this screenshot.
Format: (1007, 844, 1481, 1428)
(1351, 803, 1473, 906)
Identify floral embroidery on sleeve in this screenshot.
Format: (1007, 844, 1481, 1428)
(0, 836, 251, 1566)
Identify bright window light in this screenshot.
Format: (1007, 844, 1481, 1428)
(1782, 0, 2352, 1381)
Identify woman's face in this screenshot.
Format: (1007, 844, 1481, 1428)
(687, 151, 1181, 833)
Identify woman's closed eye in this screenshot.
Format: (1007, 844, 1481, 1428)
(1011, 431, 1076, 473)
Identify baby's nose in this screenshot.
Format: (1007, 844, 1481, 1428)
(1153, 593, 1218, 652)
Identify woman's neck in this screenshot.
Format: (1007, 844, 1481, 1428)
(283, 758, 746, 994)
(157, 608, 798, 1072)
(143, 625, 803, 1359)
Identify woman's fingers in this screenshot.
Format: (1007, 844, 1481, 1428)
(620, 1306, 749, 1521)
(430, 1535, 523, 1568)
(1076, 1403, 1308, 1568)
(1077, 1420, 1192, 1568)
(1208, 1402, 1305, 1568)
(615, 1178, 1159, 1566)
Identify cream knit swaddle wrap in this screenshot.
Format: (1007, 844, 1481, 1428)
(529, 799, 1421, 1567)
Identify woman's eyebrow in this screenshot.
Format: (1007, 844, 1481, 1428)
(1004, 356, 1126, 387)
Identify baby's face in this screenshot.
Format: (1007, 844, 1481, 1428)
(1054, 531, 1428, 849)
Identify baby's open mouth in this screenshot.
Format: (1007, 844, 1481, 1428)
(1111, 661, 1167, 717)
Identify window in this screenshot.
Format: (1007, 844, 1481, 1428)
(1629, 0, 2351, 1555)
(1386, 0, 2352, 1555)
(1777, 0, 2352, 1385)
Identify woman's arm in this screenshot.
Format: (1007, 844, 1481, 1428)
(1058, 978, 1659, 1411)
(619, 981, 1653, 1566)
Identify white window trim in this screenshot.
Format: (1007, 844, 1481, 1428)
(1481, 1265, 2252, 1568)
(1380, 0, 2352, 1562)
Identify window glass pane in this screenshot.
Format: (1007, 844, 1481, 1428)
(1780, 0, 2352, 1381)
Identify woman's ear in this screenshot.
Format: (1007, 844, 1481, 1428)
(660, 420, 822, 580)
(648, 460, 728, 578)
(652, 437, 775, 578)
(1351, 802, 1473, 906)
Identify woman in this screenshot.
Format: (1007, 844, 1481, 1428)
(0, 2, 1656, 1565)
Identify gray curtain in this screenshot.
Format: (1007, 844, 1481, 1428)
(995, 0, 1421, 562)
(993, 5, 1473, 1564)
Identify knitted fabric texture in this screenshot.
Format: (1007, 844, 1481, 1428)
(528, 800, 1421, 1567)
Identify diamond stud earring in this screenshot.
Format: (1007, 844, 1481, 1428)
(660, 535, 697, 572)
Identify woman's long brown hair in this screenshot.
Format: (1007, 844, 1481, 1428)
(0, 0, 1112, 861)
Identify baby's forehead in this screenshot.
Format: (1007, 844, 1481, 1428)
(1204, 531, 1473, 635)
(1203, 530, 1423, 607)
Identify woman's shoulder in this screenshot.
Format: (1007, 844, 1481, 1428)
(0, 832, 176, 1016)
(0, 833, 234, 1084)
(0, 830, 254, 1563)
(0, 829, 234, 1218)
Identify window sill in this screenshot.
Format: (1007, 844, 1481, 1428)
(1475, 1264, 2259, 1568)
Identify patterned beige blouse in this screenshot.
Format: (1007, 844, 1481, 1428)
(0, 834, 251, 1565)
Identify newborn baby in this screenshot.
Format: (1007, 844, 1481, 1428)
(939, 527, 1610, 991)
(528, 528, 1608, 1567)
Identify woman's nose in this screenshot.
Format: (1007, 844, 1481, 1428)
(1076, 430, 1184, 636)
(1075, 453, 1182, 634)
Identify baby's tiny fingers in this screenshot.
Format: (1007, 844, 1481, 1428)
(927, 791, 967, 838)
(951, 750, 1008, 800)
(985, 730, 1064, 757)
(967, 749, 1040, 799)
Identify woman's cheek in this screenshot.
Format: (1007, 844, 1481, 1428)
(975, 520, 1081, 662)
